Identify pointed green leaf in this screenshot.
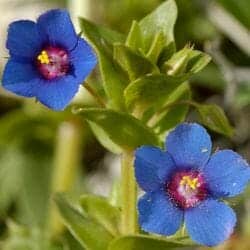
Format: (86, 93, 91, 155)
(158, 41, 176, 67)
(164, 46, 211, 76)
(75, 108, 160, 151)
(80, 195, 120, 236)
(87, 120, 122, 154)
(186, 50, 211, 74)
(164, 46, 192, 75)
(108, 235, 191, 250)
(124, 74, 187, 112)
(79, 18, 128, 110)
(139, 0, 177, 53)
(114, 44, 159, 81)
(55, 194, 113, 250)
(195, 104, 234, 137)
(151, 82, 191, 135)
(146, 31, 166, 63)
(126, 21, 144, 52)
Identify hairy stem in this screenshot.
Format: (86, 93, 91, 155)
(121, 149, 138, 234)
(48, 120, 83, 237)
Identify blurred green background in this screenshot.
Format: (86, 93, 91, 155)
(0, 0, 249, 249)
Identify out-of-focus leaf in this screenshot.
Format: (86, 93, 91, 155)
(79, 18, 128, 110)
(139, 0, 177, 53)
(114, 44, 159, 81)
(124, 74, 186, 112)
(218, 0, 250, 28)
(195, 103, 234, 137)
(75, 108, 160, 152)
(207, 2, 250, 55)
(235, 83, 250, 107)
(55, 193, 113, 250)
(108, 234, 192, 250)
(0, 147, 24, 216)
(1, 222, 57, 250)
(80, 195, 120, 236)
(0, 111, 56, 225)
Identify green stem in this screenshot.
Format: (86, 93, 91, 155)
(48, 120, 83, 237)
(121, 149, 138, 234)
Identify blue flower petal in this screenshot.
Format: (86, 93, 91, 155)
(34, 75, 79, 110)
(135, 146, 176, 192)
(37, 9, 77, 49)
(138, 190, 183, 236)
(2, 59, 38, 97)
(185, 199, 236, 247)
(70, 38, 97, 83)
(6, 20, 44, 59)
(203, 150, 250, 198)
(166, 123, 212, 169)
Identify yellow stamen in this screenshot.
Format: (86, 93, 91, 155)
(180, 176, 199, 190)
(37, 50, 50, 64)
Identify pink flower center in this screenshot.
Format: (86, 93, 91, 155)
(36, 47, 69, 80)
(167, 170, 207, 209)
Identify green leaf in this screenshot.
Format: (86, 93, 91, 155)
(126, 21, 144, 52)
(151, 82, 191, 135)
(164, 46, 211, 76)
(157, 41, 176, 67)
(108, 235, 191, 250)
(124, 74, 186, 112)
(1, 222, 59, 250)
(146, 31, 166, 63)
(55, 193, 113, 250)
(79, 18, 128, 110)
(87, 120, 122, 154)
(114, 44, 159, 81)
(80, 195, 120, 236)
(139, 0, 177, 53)
(195, 104, 234, 137)
(75, 108, 160, 151)
(186, 50, 211, 74)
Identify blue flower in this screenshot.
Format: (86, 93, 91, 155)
(135, 123, 250, 247)
(2, 9, 97, 110)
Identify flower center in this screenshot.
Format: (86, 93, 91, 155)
(36, 47, 70, 80)
(167, 170, 207, 209)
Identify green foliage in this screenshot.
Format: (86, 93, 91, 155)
(194, 103, 234, 137)
(218, 0, 250, 28)
(114, 44, 159, 81)
(79, 18, 128, 110)
(124, 74, 187, 112)
(75, 108, 160, 153)
(80, 195, 120, 236)
(0, 222, 61, 250)
(163, 46, 211, 76)
(139, 0, 177, 53)
(151, 82, 192, 135)
(55, 194, 113, 250)
(108, 235, 191, 250)
(126, 21, 144, 52)
(0, 0, 241, 248)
